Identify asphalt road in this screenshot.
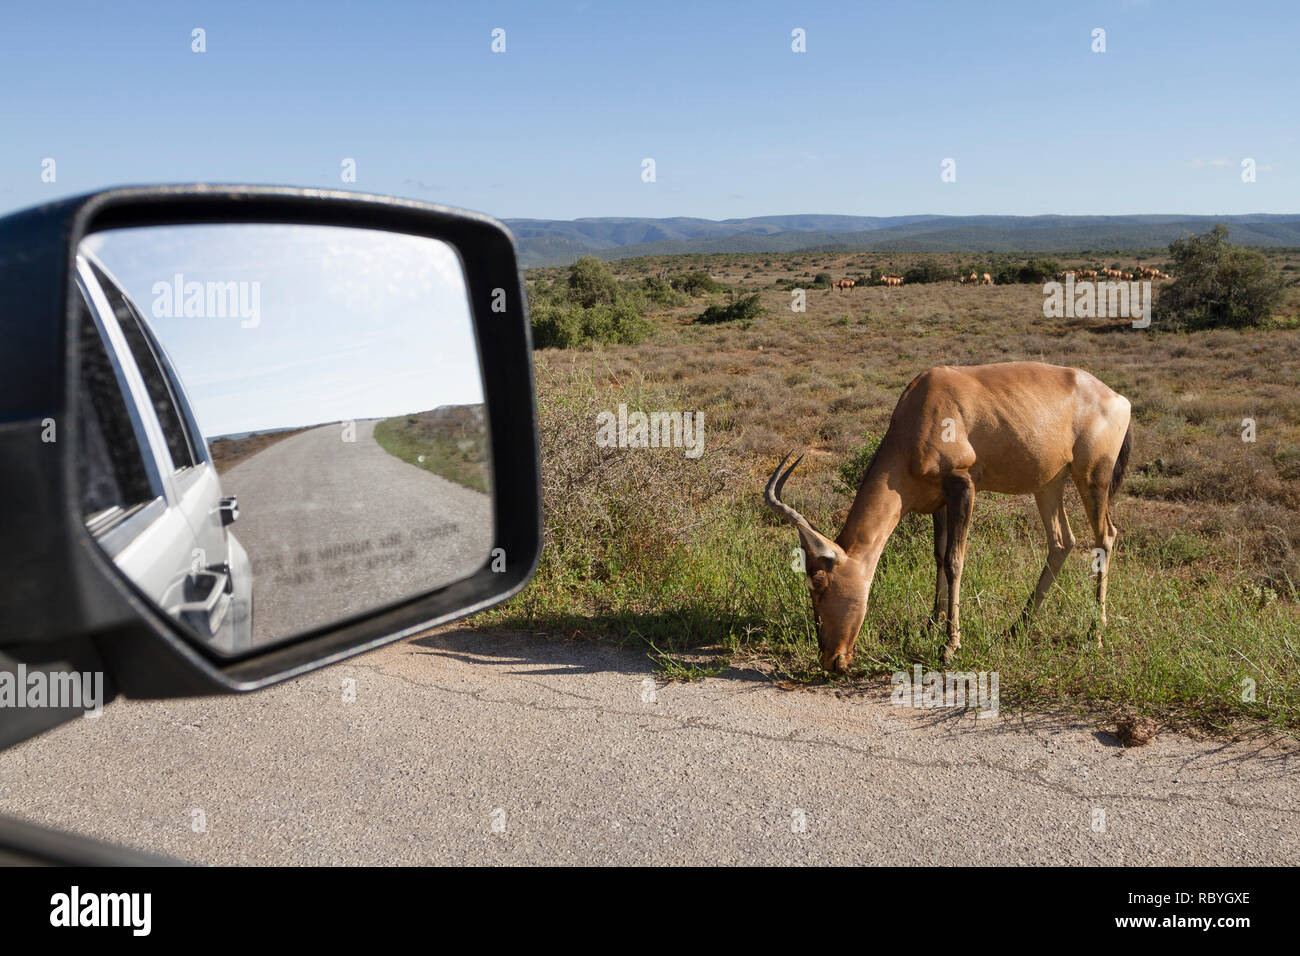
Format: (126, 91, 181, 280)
(0, 630, 1295, 865)
(221, 420, 492, 643)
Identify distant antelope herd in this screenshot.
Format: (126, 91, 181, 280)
(824, 263, 1172, 292)
(1058, 266, 1172, 281)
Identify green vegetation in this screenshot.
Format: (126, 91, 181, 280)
(530, 256, 652, 349)
(485, 370, 1300, 732)
(637, 275, 687, 308)
(1157, 224, 1288, 329)
(672, 270, 723, 296)
(902, 259, 951, 284)
(373, 405, 490, 493)
(481, 246, 1300, 736)
(835, 436, 882, 496)
(696, 291, 765, 325)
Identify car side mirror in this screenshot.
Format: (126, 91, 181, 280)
(0, 186, 539, 733)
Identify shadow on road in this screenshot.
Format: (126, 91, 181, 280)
(409, 624, 771, 686)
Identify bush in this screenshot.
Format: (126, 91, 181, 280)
(530, 256, 655, 348)
(532, 298, 650, 349)
(902, 259, 950, 284)
(992, 264, 1020, 285)
(696, 292, 765, 325)
(1019, 258, 1060, 283)
(567, 256, 622, 308)
(638, 276, 686, 307)
(673, 271, 721, 296)
(525, 365, 743, 584)
(835, 435, 882, 495)
(1157, 225, 1286, 329)
(811, 272, 832, 288)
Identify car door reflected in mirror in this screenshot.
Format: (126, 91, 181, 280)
(75, 224, 494, 655)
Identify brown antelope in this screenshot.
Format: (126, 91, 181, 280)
(980, 272, 993, 285)
(766, 361, 1132, 672)
(881, 274, 903, 287)
(959, 271, 978, 285)
(833, 278, 856, 291)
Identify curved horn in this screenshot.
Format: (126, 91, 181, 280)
(765, 452, 839, 561)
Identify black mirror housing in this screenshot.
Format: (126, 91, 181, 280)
(0, 186, 540, 709)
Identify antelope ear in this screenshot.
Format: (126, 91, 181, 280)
(799, 529, 843, 566)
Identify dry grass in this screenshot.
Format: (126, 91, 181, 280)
(207, 427, 311, 474)
(484, 249, 1300, 735)
(542, 251, 1300, 590)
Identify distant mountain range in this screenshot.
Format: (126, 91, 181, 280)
(502, 213, 1300, 267)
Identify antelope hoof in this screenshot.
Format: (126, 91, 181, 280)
(942, 640, 960, 664)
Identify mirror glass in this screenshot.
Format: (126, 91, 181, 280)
(74, 223, 493, 656)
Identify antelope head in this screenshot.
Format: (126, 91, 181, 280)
(765, 453, 869, 673)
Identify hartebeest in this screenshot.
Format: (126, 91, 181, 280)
(766, 361, 1132, 671)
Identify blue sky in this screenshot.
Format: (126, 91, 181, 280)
(84, 225, 480, 437)
(2, 0, 1296, 220)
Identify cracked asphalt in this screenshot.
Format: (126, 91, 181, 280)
(0, 629, 1295, 865)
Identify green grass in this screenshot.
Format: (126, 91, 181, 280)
(481, 482, 1300, 736)
(373, 406, 490, 494)
(471, 250, 1300, 738)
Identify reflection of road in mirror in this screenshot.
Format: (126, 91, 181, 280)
(219, 418, 491, 643)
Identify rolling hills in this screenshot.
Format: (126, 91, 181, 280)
(503, 213, 1300, 266)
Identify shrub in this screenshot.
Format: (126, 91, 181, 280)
(638, 276, 686, 307)
(531, 298, 650, 349)
(1157, 225, 1286, 329)
(567, 256, 621, 308)
(902, 260, 950, 284)
(673, 271, 721, 296)
(1019, 258, 1060, 283)
(696, 292, 765, 325)
(993, 264, 1020, 285)
(835, 435, 882, 495)
(531, 256, 654, 348)
(525, 366, 743, 586)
